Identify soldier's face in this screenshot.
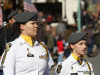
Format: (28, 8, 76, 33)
(71, 40, 87, 56)
(9, 16, 16, 27)
(20, 21, 38, 37)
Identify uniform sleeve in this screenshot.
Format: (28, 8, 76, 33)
(47, 51, 54, 69)
(1, 44, 16, 75)
(44, 64, 51, 75)
(3, 67, 14, 75)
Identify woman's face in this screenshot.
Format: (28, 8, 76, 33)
(21, 21, 38, 37)
(45, 25, 51, 32)
(70, 40, 87, 56)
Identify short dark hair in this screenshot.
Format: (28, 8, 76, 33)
(58, 33, 63, 41)
(12, 22, 21, 34)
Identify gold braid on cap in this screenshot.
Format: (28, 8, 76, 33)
(18, 9, 22, 14)
(85, 33, 89, 39)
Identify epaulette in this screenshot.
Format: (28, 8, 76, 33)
(56, 63, 62, 75)
(1, 43, 12, 66)
(4, 43, 12, 51)
(39, 42, 49, 58)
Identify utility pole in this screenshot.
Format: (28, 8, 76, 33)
(78, 0, 81, 32)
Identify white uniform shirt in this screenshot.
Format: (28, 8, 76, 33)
(55, 54, 94, 75)
(1, 36, 54, 75)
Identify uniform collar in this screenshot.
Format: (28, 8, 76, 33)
(71, 52, 78, 61)
(17, 36, 39, 46)
(20, 34, 33, 46)
(68, 54, 86, 66)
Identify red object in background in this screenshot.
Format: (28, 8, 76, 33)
(24, 0, 38, 12)
(0, 7, 3, 26)
(57, 41, 64, 53)
(47, 15, 53, 22)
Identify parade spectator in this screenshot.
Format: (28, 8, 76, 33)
(56, 18, 66, 38)
(82, 10, 88, 26)
(85, 24, 96, 57)
(44, 24, 54, 57)
(46, 14, 54, 24)
(64, 25, 72, 58)
(73, 12, 77, 24)
(57, 33, 65, 63)
(93, 24, 100, 52)
(37, 22, 46, 44)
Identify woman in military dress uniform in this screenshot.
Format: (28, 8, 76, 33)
(1, 12, 54, 75)
(55, 32, 94, 75)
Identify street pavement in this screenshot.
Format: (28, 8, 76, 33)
(50, 54, 100, 75)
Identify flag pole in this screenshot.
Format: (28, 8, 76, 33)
(78, 0, 81, 32)
(1, 0, 7, 45)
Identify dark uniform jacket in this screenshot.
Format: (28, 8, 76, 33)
(7, 28, 19, 43)
(0, 29, 5, 55)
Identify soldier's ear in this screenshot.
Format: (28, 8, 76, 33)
(70, 44, 74, 49)
(20, 24, 25, 30)
(8, 20, 11, 23)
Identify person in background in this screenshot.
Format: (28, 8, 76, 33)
(64, 25, 72, 58)
(85, 24, 96, 57)
(57, 33, 66, 63)
(56, 18, 66, 38)
(44, 24, 54, 57)
(7, 9, 22, 43)
(93, 24, 100, 54)
(37, 22, 46, 44)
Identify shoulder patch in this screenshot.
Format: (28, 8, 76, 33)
(5, 43, 12, 51)
(56, 63, 62, 74)
(1, 43, 12, 66)
(39, 42, 48, 58)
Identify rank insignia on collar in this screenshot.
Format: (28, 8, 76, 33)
(71, 66, 73, 70)
(19, 42, 22, 45)
(27, 48, 29, 51)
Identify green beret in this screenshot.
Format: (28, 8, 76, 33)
(68, 32, 89, 44)
(8, 9, 22, 20)
(14, 12, 38, 23)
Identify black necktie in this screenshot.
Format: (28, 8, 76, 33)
(77, 56, 84, 65)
